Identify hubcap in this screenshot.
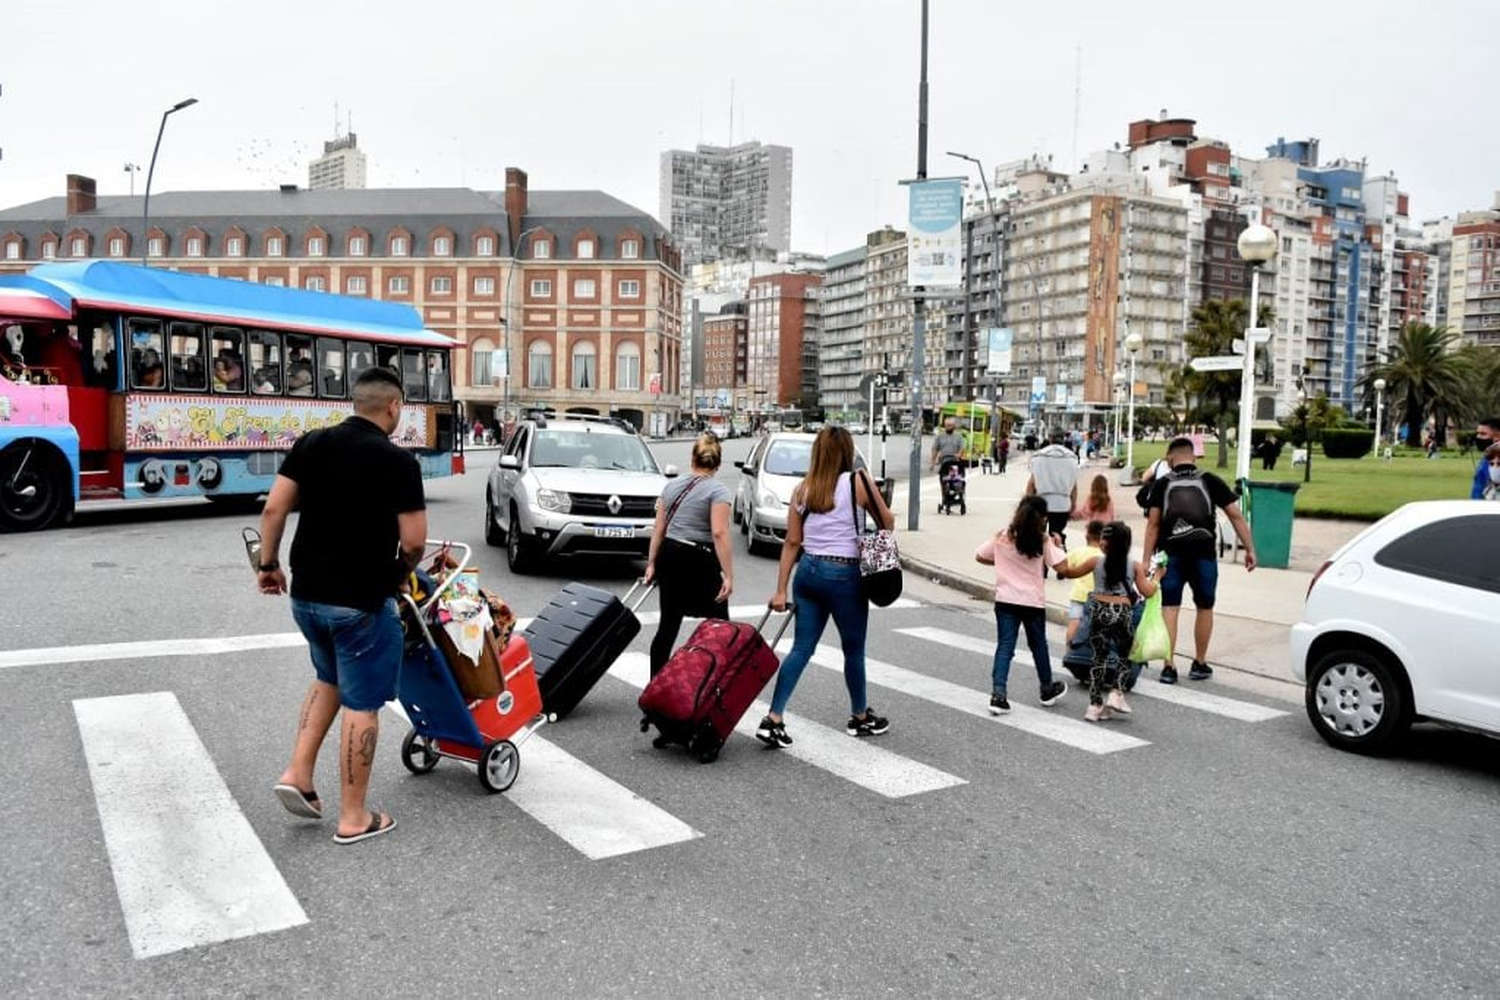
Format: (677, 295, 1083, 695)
(487, 744, 517, 785)
(1315, 662, 1385, 736)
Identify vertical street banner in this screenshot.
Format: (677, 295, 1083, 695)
(1029, 376, 1046, 414)
(906, 178, 963, 288)
(984, 327, 1013, 375)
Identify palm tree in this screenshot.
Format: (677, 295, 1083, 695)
(1362, 323, 1464, 446)
(1185, 298, 1251, 469)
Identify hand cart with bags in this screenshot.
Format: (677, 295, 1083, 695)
(396, 540, 546, 793)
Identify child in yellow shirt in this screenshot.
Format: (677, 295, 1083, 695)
(1064, 520, 1105, 644)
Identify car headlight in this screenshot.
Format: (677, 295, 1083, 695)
(535, 488, 571, 513)
(759, 489, 783, 510)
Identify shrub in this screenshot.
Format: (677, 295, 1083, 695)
(1321, 428, 1375, 459)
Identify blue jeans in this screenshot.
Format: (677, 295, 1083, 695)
(291, 598, 402, 711)
(769, 556, 869, 716)
(991, 601, 1054, 698)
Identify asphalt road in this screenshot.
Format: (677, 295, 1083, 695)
(3, 441, 1498, 997)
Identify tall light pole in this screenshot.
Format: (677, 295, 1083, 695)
(1373, 377, 1387, 455)
(1235, 223, 1278, 484)
(124, 163, 141, 196)
(502, 225, 543, 421)
(947, 151, 999, 400)
(1112, 368, 1126, 455)
(905, 0, 930, 531)
(1120, 332, 1143, 484)
(141, 98, 198, 267)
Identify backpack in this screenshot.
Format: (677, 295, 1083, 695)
(1159, 469, 1215, 548)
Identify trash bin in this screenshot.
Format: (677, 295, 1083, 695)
(1242, 480, 1299, 569)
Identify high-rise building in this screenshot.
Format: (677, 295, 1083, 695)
(745, 271, 821, 413)
(817, 244, 869, 417)
(308, 133, 367, 190)
(659, 141, 792, 268)
(1444, 203, 1500, 348)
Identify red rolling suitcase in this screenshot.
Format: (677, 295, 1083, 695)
(637, 609, 794, 763)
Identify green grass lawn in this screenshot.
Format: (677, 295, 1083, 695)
(1121, 440, 1477, 520)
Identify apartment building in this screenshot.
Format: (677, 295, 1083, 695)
(817, 245, 868, 417)
(308, 133, 367, 191)
(0, 169, 684, 430)
(701, 301, 747, 396)
(659, 140, 793, 268)
(1445, 206, 1500, 348)
(745, 271, 821, 412)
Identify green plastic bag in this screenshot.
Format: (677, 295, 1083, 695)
(1129, 589, 1171, 663)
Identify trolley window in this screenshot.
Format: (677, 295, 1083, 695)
(210, 326, 246, 394)
(401, 348, 427, 401)
(84, 319, 120, 389)
(376, 343, 401, 375)
(129, 318, 165, 389)
(347, 341, 376, 384)
(286, 334, 315, 396)
(248, 330, 283, 395)
(169, 322, 208, 392)
(426, 350, 451, 402)
(317, 337, 346, 398)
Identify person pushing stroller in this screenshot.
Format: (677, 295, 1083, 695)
(931, 416, 968, 515)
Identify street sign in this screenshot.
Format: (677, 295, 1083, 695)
(1248, 326, 1272, 344)
(1189, 355, 1244, 372)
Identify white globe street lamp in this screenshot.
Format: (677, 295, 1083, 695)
(1234, 223, 1278, 484)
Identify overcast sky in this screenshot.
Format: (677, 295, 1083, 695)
(3, 0, 1495, 254)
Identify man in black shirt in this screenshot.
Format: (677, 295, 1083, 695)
(1141, 437, 1256, 684)
(256, 367, 427, 845)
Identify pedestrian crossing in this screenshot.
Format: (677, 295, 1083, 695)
(54, 598, 1295, 960)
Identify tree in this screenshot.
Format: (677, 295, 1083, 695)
(1184, 299, 1249, 469)
(1362, 323, 1464, 447)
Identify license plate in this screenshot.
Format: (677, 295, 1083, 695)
(593, 526, 634, 539)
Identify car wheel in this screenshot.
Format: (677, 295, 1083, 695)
(1305, 648, 1411, 755)
(506, 504, 537, 574)
(484, 489, 504, 547)
(732, 500, 742, 526)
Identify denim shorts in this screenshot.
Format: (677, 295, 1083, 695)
(1067, 600, 1088, 621)
(291, 598, 402, 711)
(1159, 555, 1218, 610)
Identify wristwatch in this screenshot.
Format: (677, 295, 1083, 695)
(258, 561, 280, 572)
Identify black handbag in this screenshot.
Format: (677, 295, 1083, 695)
(851, 470, 902, 607)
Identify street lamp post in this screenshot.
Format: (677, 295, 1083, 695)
(1374, 377, 1387, 456)
(1119, 332, 1144, 484)
(141, 98, 198, 267)
(502, 226, 543, 422)
(124, 163, 141, 196)
(947, 151, 1000, 402)
(1112, 369, 1126, 456)
(1235, 223, 1278, 484)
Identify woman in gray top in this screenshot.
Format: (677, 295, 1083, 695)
(644, 433, 735, 676)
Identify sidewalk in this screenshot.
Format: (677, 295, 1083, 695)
(892, 453, 1368, 685)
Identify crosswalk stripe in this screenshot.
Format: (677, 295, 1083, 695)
(609, 652, 966, 799)
(631, 596, 921, 628)
(897, 627, 1288, 723)
(382, 700, 700, 860)
(788, 642, 1147, 755)
(73, 692, 308, 959)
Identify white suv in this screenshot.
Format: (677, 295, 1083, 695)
(484, 415, 676, 573)
(1290, 500, 1500, 754)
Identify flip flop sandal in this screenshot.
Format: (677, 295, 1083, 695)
(333, 812, 396, 846)
(273, 784, 322, 820)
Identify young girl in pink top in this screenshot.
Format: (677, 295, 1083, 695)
(1072, 473, 1116, 524)
(974, 494, 1077, 714)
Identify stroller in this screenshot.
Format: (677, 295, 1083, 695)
(938, 456, 967, 515)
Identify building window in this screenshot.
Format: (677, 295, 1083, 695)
(266, 236, 283, 257)
(5, 242, 19, 260)
(108, 237, 124, 257)
(70, 237, 87, 257)
(618, 279, 640, 299)
(571, 341, 597, 389)
(615, 342, 641, 390)
(471, 338, 496, 386)
(473, 276, 495, 295)
(264, 276, 285, 287)
(532, 238, 551, 259)
(390, 235, 409, 257)
(430, 276, 452, 294)
(307, 236, 325, 257)
(348, 235, 366, 256)
(527, 341, 553, 388)
(304, 276, 327, 292)
(621, 238, 640, 259)
(573, 278, 596, 299)
(185, 236, 202, 257)
(577, 238, 595, 260)
(346, 276, 368, 295)
(433, 236, 451, 257)
(389, 275, 410, 294)
(145, 238, 162, 258)
(476, 236, 495, 256)
(226, 236, 244, 257)
(530, 279, 552, 297)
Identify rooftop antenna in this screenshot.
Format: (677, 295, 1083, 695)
(334, 101, 340, 138)
(729, 78, 735, 146)
(1071, 42, 1082, 170)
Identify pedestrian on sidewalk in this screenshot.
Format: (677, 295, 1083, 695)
(930, 416, 967, 472)
(1026, 431, 1079, 550)
(974, 495, 1074, 715)
(644, 433, 734, 677)
(1140, 436, 1256, 685)
(255, 367, 426, 845)
(1061, 522, 1163, 721)
(1064, 520, 1106, 645)
(1072, 473, 1116, 524)
(1470, 418, 1499, 498)
(997, 434, 1010, 474)
(759, 426, 895, 748)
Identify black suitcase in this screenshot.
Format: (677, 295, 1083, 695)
(524, 581, 652, 719)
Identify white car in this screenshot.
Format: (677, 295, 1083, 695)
(733, 432, 871, 557)
(1290, 500, 1500, 754)
(484, 415, 677, 573)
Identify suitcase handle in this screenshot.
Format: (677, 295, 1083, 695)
(623, 577, 657, 612)
(753, 606, 795, 647)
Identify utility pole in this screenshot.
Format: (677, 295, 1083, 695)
(906, 0, 929, 532)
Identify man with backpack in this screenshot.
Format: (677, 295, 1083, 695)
(1140, 437, 1256, 684)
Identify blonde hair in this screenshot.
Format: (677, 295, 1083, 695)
(797, 426, 856, 514)
(691, 432, 722, 471)
(1086, 474, 1111, 513)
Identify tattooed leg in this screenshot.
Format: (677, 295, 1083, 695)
(337, 709, 381, 836)
(279, 680, 339, 793)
